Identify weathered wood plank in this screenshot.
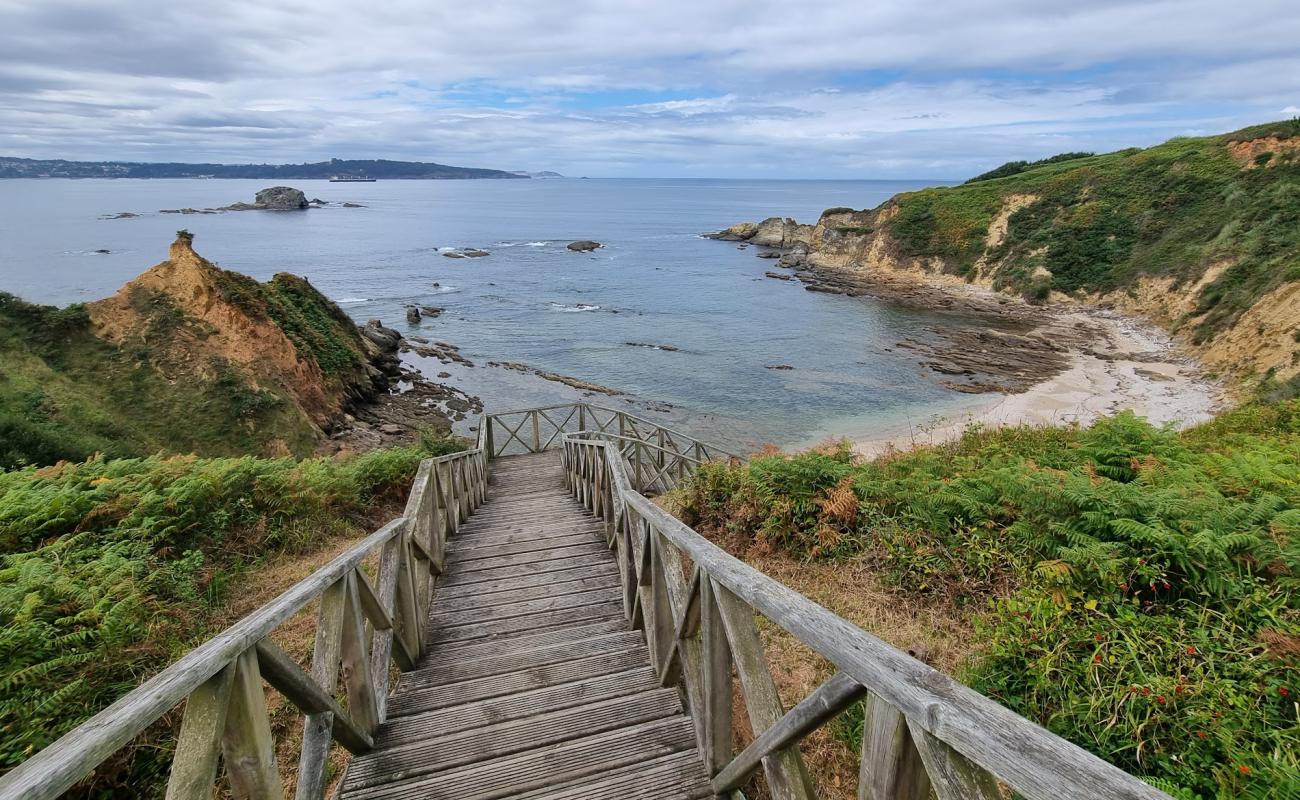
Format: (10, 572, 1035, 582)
(254, 640, 372, 755)
(713, 672, 866, 793)
(221, 649, 282, 800)
(165, 661, 235, 800)
(296, 577, 347, 800)
(906, 718, 1003, 800)
(375, 665, 658, 747)
(712, 582, 815, 800)
(345, 690, 682, 790)
(859, 693, 930, 800)
(341, 716, 699, 800)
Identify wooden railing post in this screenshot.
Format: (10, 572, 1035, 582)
(166, 662, 236, 800)
(700, 578, 733, 776)
(296, 578, 347, 800)
(532, 411, 541, 452)
(711, 582, 815, 800)
(221, 649, 283, 800)
(340, 573, 380, 735)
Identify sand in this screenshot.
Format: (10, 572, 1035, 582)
(850, 307, 1224, 458)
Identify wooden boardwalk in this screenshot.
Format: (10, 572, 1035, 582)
(338, 452, 714, 800)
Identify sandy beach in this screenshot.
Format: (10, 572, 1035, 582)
(850, 305, 1223, 458)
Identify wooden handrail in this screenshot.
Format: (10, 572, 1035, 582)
(561, 435, 1173, 800)
(0, 423, 491, 800)
(484, 402, 738, 462)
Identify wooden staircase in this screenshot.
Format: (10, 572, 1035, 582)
(338, 453, 714, 800)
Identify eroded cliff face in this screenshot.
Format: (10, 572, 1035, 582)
(717, 124, 1300, 388)
(88, 238, 354, 434)
(2, 235, 400, 463)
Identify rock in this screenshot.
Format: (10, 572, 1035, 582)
(94, 248, 111, 254)
(379, 423, 403, 435)
(420, 306, 444, 317)
(406, 307, 421, 324)
(625, 342, 680, 351)
(442, 251, 466, 259)
(1135, 367, 1177, 382)
(707, 222, 759, 241)
(765, 271, 793, 281)
(102, 212, 137, 219)
(766, 364, 794, 370)
(446, 397, 471, 412)
(361, 319, 402, 351)
(462, 249, 490, 257)
(755, 250, 781, 259)
(341, 202, 365, 208)
(221, 202, 259, 211)
(437, 371, 451, 378)
(567, 240, 603, 252)
(254, 186, 309, 210)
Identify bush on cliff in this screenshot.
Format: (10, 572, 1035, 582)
(676, 405, 1300, 798)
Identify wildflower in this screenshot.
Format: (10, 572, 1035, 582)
(1162, 581, 1171, 590)
(1095, 634, 1105, 642)
(1186, 646, 1196, 655)
(1196, 730, 1207, 739)
(1141, 687, 1151, 696)
(1175, 685, 1185, 694)
(1093, 654, 1102, 663)
(1281, 687, 1290, 697)
(1155, 695, 1166, 704)
(1238, 765, 1251, 775)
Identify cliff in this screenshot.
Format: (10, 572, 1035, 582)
(719, 119, 1300, 389)
(0, 234, 400, 467)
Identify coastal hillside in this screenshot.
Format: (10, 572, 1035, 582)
(0, 233, 403, 468)
(720, 119, 1300, 391)
(0, 156, 525, 180)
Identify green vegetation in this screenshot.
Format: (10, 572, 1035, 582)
(0, 433, 465, 790)
(0, 291, 319, 468)
(883, 120, 1300, 340)
(678, 404, 1300, 798)
(965, 151, 1096, 184)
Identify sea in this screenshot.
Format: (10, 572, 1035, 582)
(0, 177, 988, 451)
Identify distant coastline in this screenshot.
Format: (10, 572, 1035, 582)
(0, 156, 530, 180)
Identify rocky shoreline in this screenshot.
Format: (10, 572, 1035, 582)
(709, 220, 1222, 448)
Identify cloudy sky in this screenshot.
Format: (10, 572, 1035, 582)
(1, 0, 1297, 178)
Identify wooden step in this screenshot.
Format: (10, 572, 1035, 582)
(341, 716, 700, 800)
(405, 629, 642, 688)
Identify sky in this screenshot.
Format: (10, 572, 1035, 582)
(0, 0, 1298, 178)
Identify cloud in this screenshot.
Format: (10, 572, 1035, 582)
(0, 0, 1297, 176)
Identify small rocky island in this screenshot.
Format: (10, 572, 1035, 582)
(156, 186, 342, 215)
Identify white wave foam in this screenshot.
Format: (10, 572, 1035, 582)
(550, 302, 601, 312)
(336, 297, 369, 303)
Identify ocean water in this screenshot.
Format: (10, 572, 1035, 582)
(0, 177, 984, 450)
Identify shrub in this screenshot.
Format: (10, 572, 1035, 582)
(676, 405, 1300, 794)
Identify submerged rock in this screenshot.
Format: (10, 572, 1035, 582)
(406, 306, 421, 325)
(567, 240, 603, 252)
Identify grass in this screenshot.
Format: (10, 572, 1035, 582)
(878, 119, 1300, 336)
(675, 403, 1300, 798)
(0, 432, 466, 792)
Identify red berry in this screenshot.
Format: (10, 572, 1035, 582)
(1239, 766, 1251, 775)
(1156, 695, 1166, 704)
(1186, 646, 1196, 655)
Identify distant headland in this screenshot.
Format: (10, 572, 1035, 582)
(0, 156, 533, 180)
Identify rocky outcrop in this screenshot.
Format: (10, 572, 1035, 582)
(254, 186, 309, 210)
(85, 235, 402, 455)
(567, 240, 603, 252)
(708, 217, 813, 248)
